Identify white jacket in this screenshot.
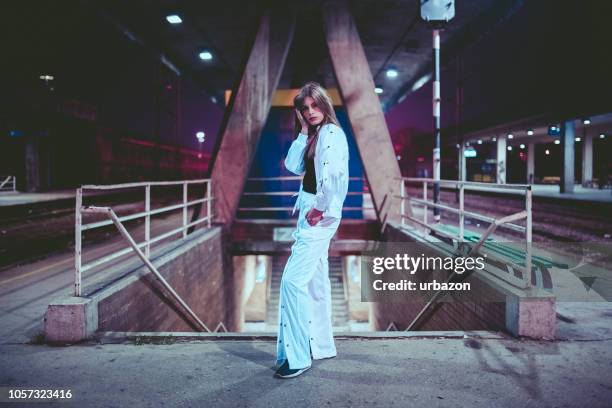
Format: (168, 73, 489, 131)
(284, 123, 349, 219)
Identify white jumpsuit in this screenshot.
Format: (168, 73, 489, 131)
(275, 123, 349, 370)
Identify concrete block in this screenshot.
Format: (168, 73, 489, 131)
(44, 296, 98, 344)
(506, 295, 556, 340)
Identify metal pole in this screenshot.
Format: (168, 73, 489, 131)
(459, 182, 464, 241)
(183, 182, 188, 238)
(422, 181, 428, 232)
(432, 29, 441, 222)
(400, 179, 405, 226)
(74, 188, 82, 297)
(145, 184, 151, 258)
(207, 180, 212, 228)
(525, 186, 533, 288)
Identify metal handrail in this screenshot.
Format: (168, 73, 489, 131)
(81, 206, 211, 332)
(398, 177, 533, 290)
(0, 175, 16, 192)
(238, 176, 373, 216)
(75, 179, 213, 296)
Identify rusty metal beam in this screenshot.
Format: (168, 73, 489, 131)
(322, 0, 410, 229)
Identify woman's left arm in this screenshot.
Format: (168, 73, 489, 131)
(313, 125, 349, 213)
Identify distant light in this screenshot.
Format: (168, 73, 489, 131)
(527, 129, 534, 136)
(548, 125, 560, 136)
(456, 144, 460, 149)
(477, 140, 482, 144)
(416, 156, 425, 162)
(464, 147, 477, 158)
(211, 96, 217, 103)
(196, 131, 205, 142)
(545, 149, 550, 155)
(198, 153, 202, 159)
(507, 133, 514, 139)
(520, 144, 525, 149)
(199, 51, 213, 61)
(465, 142, 470, 147)
(410, 74, 431, 92)
(600, 134, 606, 139)
(39, 74, 54, 81)
(507, 146, 512, 151)
(554, 140, 560, 145)
(492, 137, 497, 142)
(396, 155, 401, 160)
(375, 87, 384, 94)
(583, 118, 591, 125)
(386, 69, 398, 78)
(575, 137, 581, 142)
(166, 14, 182, 24)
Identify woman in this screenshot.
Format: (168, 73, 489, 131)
(275, 82, 349, 379)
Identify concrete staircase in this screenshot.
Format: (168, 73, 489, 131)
(266, 255, 349, 330)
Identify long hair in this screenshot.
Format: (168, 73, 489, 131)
(293, 82, 340, 159)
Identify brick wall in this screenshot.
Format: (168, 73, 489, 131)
(372, 223, 506, 332)
(97, 227, 241, 332)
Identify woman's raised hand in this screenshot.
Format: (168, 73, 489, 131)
(295, 109, 308, 134)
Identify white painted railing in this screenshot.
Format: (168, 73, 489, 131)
(75, 179, 213, 297)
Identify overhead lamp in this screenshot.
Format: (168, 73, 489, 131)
(492, 137, 497, 142)
(582, 118, 591, 125)
(575, 137, 581, 142)
(196, 131, 205, 142)
(519, 144, 525, 149)
(527, 129, 534, 136)
(199, 51, 213, 61)
(600, 134, 605, 139)
(477, 140, 482, 144)
(545, 149, 550, 155)
(374, 86, 383, 94)
(507, 133, 514, 139)
(554, 140, 560, 145)
(386, 69, 398, 78)
(166, 14, 182, 24)
(507, 146, 512, 151)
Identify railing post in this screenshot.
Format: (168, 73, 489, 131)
(145, 184, 151, 258)
(74, 188, 82, 297)
(400, 179, 405, 226)
(422, 181, 428, 227)
(183, 182, 188, 238)
(206, 180, 212, 228)
(525, 186, 533, 288)
(459, 182, 464, 241)
(13, 176, 16, 192)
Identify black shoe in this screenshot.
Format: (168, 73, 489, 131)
(274, 360, 311, 379)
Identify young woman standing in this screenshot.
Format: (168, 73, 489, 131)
(275, 82, 349, 379)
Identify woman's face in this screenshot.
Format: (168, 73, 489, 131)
(301, 96, 324, 127)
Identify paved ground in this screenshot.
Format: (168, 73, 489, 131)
(1, 334, 611, 407)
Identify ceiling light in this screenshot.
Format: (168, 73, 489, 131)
(199, 51, 213, 61)
(492, 137, 496, 142)
(477, 140, 482, 144)
(582, 118, 591, 125)
(545, 149, 550, 155)
(507, 133, 514, 139)
(166, 15, 182, 24)
(575, 137, 581, 142)
(554, 140, 560, 144)
(600, 134, 605, 139)
(507, 146, 512, 151)
(375, 87, 383, 94)
(386, 69, 398, 78)
(520, 144, 525, 149)
(527, 129, 534, 136)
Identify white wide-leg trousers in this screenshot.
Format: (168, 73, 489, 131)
(275, 191, 341, 369)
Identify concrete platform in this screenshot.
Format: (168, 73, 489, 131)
(1, 334, 610, 407)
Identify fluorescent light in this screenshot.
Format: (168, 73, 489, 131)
(492, 137, 497, 142)
(583, 118, 591, 125)
(375, 87, 383, 94)
(520, 144, 525, 149)
(196, 131, 205, 142)
(575, 137, 581, 142)
(199, 51, 213, 61)
(527, 129, 534, 136)
(507, 146, 512, 151)
(166, 15, 182, 24)
(554, 140, 560, 144)
(386, 69, 398, 78)
(507, 133, 514, 139)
